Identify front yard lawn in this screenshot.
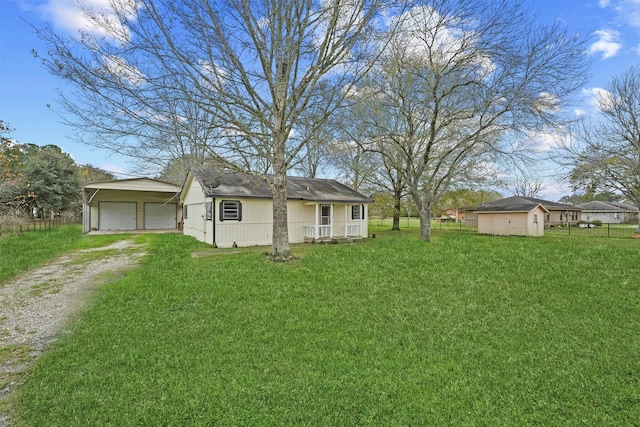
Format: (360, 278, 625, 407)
(12, 230, 640, 425)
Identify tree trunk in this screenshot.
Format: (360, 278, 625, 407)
(271, 171, 291, 259)
(635, 201, 640, 234)
(392, 188, 402, 231)
(418, 205, 432, 242)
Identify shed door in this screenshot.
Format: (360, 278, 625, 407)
(144, 203, 177, 229)
(99, 202, 137, 230)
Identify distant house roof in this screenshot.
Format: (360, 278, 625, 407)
(188, 168, 373, 203)
(577, 201, 639, 212)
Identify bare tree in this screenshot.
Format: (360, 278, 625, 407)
(34, 0, 400, 258)
(511, 175, 546, 198)
(351, 0, 590, 241)
(567, 66, 640, 233)
(327, 96, 407, 228)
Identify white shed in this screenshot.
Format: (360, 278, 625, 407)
(476, 197, 549, 237)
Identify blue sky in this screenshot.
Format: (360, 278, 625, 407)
(1, 0, 640, 197)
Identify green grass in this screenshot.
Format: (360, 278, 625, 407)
(0, 225, 83, 285)
(0, 225, 139, 287)
(10, 230, 640, 425)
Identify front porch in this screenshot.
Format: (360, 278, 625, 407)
(301, 203, 367, 242)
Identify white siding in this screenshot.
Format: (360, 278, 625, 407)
(215, 198, 273, 248)
(183, 203, 206, 242)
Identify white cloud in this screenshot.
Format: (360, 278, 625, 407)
(102, 55, 145, 86)
(99, 163, 127, 175)
(582, 87, 614, 110)
(588, 29, 622, 59)
(535, 92, 561, 113)
(526, 129, 567, 153)
(18, 0, 135, 42)
(597, 0, 640, 30)
(386, 5, 494, 76)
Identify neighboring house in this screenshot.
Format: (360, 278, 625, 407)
(83, 178, 181, 233)
(576, 201, 639, 224)
(535, 198, 582, 226)
(475, 196, 550, 236)
(180, 168, 372, 248)
(445, 206, 477, 225)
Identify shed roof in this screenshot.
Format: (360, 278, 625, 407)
(475, 196, 552, 213)
(84, 177, 181, 193)
(188, 169, 373, 203)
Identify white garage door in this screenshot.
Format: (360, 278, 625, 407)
(99, 202, 137, 230)
(144, 203, 177, 229)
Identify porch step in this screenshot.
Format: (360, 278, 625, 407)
(305, 237, 356, 244)
(331, 237, 355, 244)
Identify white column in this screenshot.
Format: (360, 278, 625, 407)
(330, 204, 334, 238)
(344, 205, 348, 237)
(315, 203, 319, 239)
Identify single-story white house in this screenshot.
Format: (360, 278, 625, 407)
(83, 178, 181, 233)
(180, 168, 372, 248)
(475, 196, 549, 237)
(576, 201, 639, 224)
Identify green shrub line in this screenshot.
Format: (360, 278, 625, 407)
(8, 227, 640, 425)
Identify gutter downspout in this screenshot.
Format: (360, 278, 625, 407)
(212, 198, 217, 247)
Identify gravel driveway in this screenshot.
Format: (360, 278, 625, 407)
(0, 239, 147, 425)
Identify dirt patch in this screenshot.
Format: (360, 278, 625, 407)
(0, 239, 147, 426)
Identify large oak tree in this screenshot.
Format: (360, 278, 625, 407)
(34, 0, 400, 258)
(350, 0, 590, 241)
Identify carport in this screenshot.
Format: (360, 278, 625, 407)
(83, 178, 181, 233)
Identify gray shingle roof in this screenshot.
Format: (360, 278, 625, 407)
(475, 196, 580, 213)
(475, 196, 548, 213)
(577, 201, 639, 212)
(190, 169, 373, 203)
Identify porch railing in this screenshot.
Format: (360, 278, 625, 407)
(303, 225, 332, 238)
(346, 223, 361, 236)
(304, 223, 362, 239)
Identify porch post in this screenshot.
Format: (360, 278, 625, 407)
(363, 205, 367, 237)
(315, 203, 320, 239)
(330, 204, 334, 238)
(344, 205, 348, 237)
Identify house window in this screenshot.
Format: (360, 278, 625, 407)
(183, 205, 188, 219)
(206, 202, 213, 221)
(545, 213, 550, 221)
(352, 205, 363, 220)
(533, 214, 538, 223)
(220, 200, 242, 221)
